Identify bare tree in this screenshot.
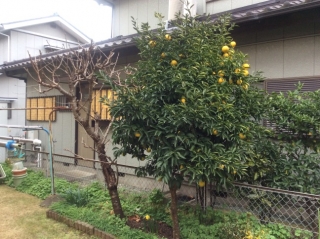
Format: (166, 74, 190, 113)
(26, 44, 125, 218)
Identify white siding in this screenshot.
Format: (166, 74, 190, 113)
(112, 0, 169, 37)
(0, 37, 9, 64)
(206, 0, 269, 15)
(22, 23, 79, 42)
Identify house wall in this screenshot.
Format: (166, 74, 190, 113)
(25, 76, 75, 156)
(0, 36, 9, 64)
(10, 24, 80, 61)
(234, 8, 320, 79)
(112, 0, 169, 37)
(22, 23, 79, 43)
(206, 0, 269, 14)
(0, 22, 84, 152)
(111, 0, 272, 37)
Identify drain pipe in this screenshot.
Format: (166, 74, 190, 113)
(0, 32, 10, 62)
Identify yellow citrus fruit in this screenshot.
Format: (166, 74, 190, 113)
(242, 63, 250, 68)
(140, 156, 145, 161)
(233, 170, 237, 175)
(134, 132, 141, 138)
(213, 130, 218, 135)
(242, 84, 249, 90)
(145, 215, 151, 220)
(161, 52, 166, 58)
(180, 165, 184, 170)
(165, 34, 171, 40)
(222, 45, 229, 53)
(110, 210, 114, 215)
(223, 53, 229, 58)
(157, 177, 162, 182)
(230, 41, 236, 48)
(171, 60, 178, 66)
(149, 40, 156, 47)
(147, 147, 151, 153)
(181, 97, 186, 104)
(236, 79, 243, 85)
(218, 78, 224, 84)
(212, 72, 216, 75)
(239, 133, 246, 140)
(218, 70, 224, 77)
(235, 68, 241, 74)
(219, 164, 225, 170)
(242, 69, 249, 76)
(308, 132, 313, 136)
(198, 181, 205, 187)
(229, 79, 233, 84)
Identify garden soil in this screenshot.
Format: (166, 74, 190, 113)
(0, 185, 96, 239)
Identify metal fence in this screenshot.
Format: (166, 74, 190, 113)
(8, 149, 320, 238)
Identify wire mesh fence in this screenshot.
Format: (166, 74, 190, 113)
(7, 149, 320, 238)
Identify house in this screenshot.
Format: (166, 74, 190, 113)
(0, 14, 90, 162)
(0, 0, 319, 169)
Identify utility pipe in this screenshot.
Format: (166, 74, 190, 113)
(0, 32, 10, 62)
(0, 124, 54, 195)
(0, 136, 36, 143)
(0, 141, 21, 148)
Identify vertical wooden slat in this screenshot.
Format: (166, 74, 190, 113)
(107, 90, 113, 120)
(38, 98, 45, 121)
(96, 90, 102, 119)
(30, 98, 37, 120)
(52, 97, 56, 121)
(26, 99, 31, 120)
(101, 89, 107, 120)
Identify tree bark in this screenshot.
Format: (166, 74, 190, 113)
(102, 162, 125, 218)
(98, 143, 125, 219)
(169, 185, 180, 239)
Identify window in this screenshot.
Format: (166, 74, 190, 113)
(26, 97, 56, 121)
(91, 89, 115, 120)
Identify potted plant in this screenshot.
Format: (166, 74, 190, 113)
(0, 164, 6, 179)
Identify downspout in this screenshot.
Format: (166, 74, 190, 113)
(0, 32, 10, 62)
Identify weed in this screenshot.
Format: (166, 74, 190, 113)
(60, 188, 89, 207)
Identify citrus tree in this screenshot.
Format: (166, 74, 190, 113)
(108, 11, 271, 238)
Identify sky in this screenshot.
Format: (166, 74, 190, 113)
(0, 0, 112, 41)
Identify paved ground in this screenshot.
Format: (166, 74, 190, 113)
(0, 185, 96, 239)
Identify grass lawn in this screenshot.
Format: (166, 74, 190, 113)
(0, 185, 97, 239)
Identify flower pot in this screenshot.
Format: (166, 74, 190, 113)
(12, 167, 27, 176)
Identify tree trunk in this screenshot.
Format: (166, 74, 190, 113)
(169, 185, 180, 239)
(98, 143, 125, 219)
(101, 162, 124, 218)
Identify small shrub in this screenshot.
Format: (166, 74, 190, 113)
(60, 188, 89, 207)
